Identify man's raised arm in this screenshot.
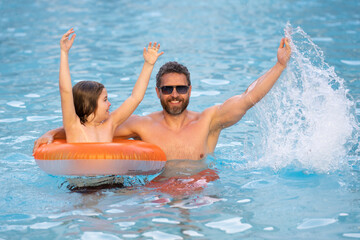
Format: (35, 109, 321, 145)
(209, 38, 291, 131)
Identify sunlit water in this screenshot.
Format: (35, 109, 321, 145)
(1, 0, 360, 239)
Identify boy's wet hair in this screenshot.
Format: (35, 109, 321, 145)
(156, 61, 191, 88)
(72, 81, 104, 124)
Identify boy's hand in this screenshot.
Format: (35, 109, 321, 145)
(143, 42, 164, 65)
(60, 28, 76, 53)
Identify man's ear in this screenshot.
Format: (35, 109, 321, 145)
(155, 87, 161, 99)
(188, 85, 192, 97)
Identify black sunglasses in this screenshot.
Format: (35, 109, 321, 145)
(159, 85, 190, 95)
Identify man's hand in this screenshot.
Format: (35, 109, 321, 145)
(277, 38, 291, 68)
(60, 28, 76, 53)
(143, 42, 164, 65)
(33, 133, 54, 154)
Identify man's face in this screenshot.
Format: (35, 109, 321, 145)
(156, 73, 191, 115)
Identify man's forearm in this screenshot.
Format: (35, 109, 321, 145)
(48, 127, 66, 139)
(245, 62, 285, 105)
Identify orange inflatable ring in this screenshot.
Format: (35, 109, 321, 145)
(34, 139, 167, 176)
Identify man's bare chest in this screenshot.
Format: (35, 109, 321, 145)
(140, 123, 209, 160)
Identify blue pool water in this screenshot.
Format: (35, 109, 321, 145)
(1, 0, 360, 239)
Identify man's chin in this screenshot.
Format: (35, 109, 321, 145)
(169, 110, 183, 115)
(165, 107, 183, 115)
(161, 99, 189, 116)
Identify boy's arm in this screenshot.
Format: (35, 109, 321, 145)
(109, 43, 163, 129)
(59, 28, 78, 131)
(209, 38, 291, 131)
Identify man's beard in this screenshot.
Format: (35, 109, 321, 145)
(160, 96, 189, 115)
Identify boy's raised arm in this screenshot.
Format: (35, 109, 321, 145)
(109, 42, 163, 129)
(59, 28, 77, 130)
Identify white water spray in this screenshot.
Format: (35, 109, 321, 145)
(249, 23, 358, 172)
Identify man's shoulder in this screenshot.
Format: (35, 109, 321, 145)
(187, 107, 218, 122)
(128, 111, 163, 123)
(198, 105, 219, 118)
(143, 111, 164, 120)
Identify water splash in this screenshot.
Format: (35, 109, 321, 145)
(249, 23, 358, 173)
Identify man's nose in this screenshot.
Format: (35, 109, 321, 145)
(171, 87, 179, 97)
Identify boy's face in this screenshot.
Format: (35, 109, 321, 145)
(95, 88, 111, 122)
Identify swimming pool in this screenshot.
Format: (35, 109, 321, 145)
(1, 0, 360, 239)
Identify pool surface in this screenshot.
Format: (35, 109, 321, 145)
(1, 0, 360, 239)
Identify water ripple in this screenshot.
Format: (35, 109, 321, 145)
(143, 231, 183, 240)
(205, 217, 252, 234)
(297, 218, 337, 229)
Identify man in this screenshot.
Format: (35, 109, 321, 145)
(34, 38, 291, 161)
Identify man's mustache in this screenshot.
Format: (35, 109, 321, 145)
(168, 97, 182, 102)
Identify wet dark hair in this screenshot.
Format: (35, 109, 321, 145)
(72, 81, 105, 124)
(156, 61, 191, 88)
